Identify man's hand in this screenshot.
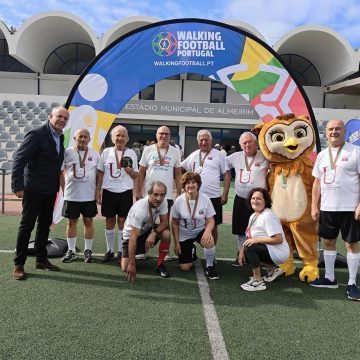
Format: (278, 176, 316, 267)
(311, 206, 320, 221)
(127, 263, 136, 282)
(220, 193, 228, 205)
(15, 191, 24, 199)
(96, 190, 102, 205)
(201, 231, 214, 249)
(145, 231, 156, 252)
(355, 204, 360, 221)
(174, 242, 180, 256)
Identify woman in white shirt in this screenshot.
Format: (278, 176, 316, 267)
(171, 172, 219, 280)
(238, 188, 290, 291)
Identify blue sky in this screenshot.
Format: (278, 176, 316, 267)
(0, 0, 359, 47)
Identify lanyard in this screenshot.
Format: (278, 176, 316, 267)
(199, 149, 211, 167)
(185, 194, 199, 229)
(245, 213, 259, 238)
(244, 154, 256, 171)
(328, 144, 344, 170)
(148, 202, 159, 229)
(157, 146, 169, 166)
(114, 147, 125, 169)
(77, 148, 88, 168)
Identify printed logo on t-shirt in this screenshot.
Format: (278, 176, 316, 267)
(199, 209, 204, 216)
(255, 163, 260, 167)
(341, 157, 348, 162)
(88, 156, 93, 161)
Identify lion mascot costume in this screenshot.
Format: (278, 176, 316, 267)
(253, 113, 319, 282)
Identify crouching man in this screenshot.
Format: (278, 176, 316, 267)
(121, 181, 171, 281)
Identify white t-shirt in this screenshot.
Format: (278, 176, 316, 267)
(247, 208, 290, 265)
(312, 142, 360, 211)
(97, 147, 138, 193)
(63, 147, 100, 201)
(122, 196, 168, 240)
(181, 148, 229, 198)
(226, 150, 269, 199)
(139, 144, 181, 200)
(171, 192, 216, 242)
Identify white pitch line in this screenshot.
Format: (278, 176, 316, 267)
(194, 261, 230, 360)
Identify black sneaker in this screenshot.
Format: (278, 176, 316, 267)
(61, 250, 76, 263)
(155, 264, 170, 278)
(84, 249, 94, 263)
(205, 266, 219, 280)
(102, 250, 114, 263)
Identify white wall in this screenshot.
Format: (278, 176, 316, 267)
(0, 72, 38, 94)
(183, 80, 211, 103)
(155, 79, 182, 101)
(39, 75, 78, 96)
(325, 94, 360, 110)
(303, 86, 323, 108)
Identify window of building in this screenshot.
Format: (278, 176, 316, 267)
(44, 43, 95, 75)
(0, 39, 34, 72)
(280, 54, 321, 86)
(210, 81, 227, 103)
(139, 84, 155, 100)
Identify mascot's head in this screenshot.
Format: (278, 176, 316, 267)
(253, 113, 315, 163)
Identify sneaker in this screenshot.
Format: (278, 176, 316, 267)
(346, 284, 360, 301)
(205, 266, 219, 280)
(241, 277, 266, 291)
(309, 277, 339, 289)
(117, 251, 122, 264)
(35, 259, 60, 271)
(155, 264, 170, 278)
(135, 253, 148, 260)
(164, 254, 173, 261)
(263, 267, 284, 283)
(102, 250, 114, 263)
(84, 249, 94, 263)
(232, 251, 240, 267)
(61, 250, 76, 263)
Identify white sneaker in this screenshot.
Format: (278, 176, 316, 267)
(164, 255, 173, 261)
(241, 277, 266, 291)
(263, 267, 284, 283)
(135, 253, 149, 260)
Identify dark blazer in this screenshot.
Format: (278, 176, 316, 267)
(12, 122, 65, 195)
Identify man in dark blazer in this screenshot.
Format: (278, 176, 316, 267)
(12, 106, 70, 280)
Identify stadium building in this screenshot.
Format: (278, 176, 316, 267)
(0, 11, 359, 191)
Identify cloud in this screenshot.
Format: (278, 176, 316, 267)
(0, 0, 358, 47)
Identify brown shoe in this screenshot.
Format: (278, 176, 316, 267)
(13, 265, 27, 280)
(35, 259, 60, 271)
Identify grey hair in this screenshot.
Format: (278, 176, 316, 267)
(197, 129, 212, 141)
(147, 181, 167, 195)
(239, 132, 257, 144)
(111, 125, 129, 142)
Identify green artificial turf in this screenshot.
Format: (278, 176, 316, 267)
(1, 216, 357, 360)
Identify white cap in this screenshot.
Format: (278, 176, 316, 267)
(215, 144, 220, 147)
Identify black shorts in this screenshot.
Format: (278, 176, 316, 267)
(62, 200, 98, 219)
(232, 195, 253, 235)
(101, 189, 133, 218)
(319, 211, 360, 243)
(178, 230, 205, 264)
(210, 197, 222, 225)
(122, 229, 160, 258)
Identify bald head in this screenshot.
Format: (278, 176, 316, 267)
(74, 128, 91, 150)
(325, 119, 345, 148)
(156, 126, 170, 148)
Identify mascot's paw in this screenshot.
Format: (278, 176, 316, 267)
(279, 261, 296, 276)
(299, 265, 320, 282)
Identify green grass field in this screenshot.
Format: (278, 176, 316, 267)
(1, 216, 359, 360)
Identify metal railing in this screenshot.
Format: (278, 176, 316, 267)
(0, 168, 5, 214)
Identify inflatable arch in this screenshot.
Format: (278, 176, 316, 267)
(64, 18, 320, 151)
